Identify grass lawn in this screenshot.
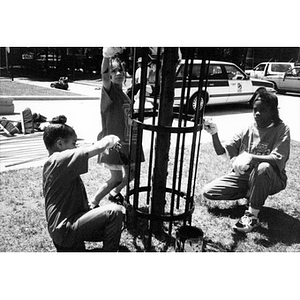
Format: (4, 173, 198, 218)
(1, 140, 300, 252)
(0, 78, 81, 96)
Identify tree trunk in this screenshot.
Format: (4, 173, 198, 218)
(151, 47, 178, 234)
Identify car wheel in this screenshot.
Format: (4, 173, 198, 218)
(187, 92, 207, 114)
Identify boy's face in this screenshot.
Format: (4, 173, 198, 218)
(253, 100, 273, 128)
(58, 134, 78, 151)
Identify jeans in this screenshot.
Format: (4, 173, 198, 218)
(202, 163, 286, 210)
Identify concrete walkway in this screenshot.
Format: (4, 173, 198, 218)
(1, 77, 299, 172)
(0, 78, 103, 171)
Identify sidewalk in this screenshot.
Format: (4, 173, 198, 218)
(0, 77, 104, 172)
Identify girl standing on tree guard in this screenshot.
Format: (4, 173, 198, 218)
(202, 89, 290, 233)
(90, 47, 142, 209)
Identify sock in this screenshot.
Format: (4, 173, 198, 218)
(109, 190, 118, 197)
(249, 206, 260, 218)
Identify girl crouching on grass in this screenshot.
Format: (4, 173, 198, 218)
(42, 116, 123, 251)
(202, 89, 290, 233)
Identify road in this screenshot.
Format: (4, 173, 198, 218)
(201, 92, 300, 143)
(1, 80, 299, 172)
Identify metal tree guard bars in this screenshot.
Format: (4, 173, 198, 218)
(126, 47, 210, 250)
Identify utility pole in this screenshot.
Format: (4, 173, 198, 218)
(5, 47, 13, 81)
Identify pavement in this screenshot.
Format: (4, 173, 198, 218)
(1, 77, 299, 172)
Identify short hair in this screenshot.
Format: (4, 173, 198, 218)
(254, 89, 282, 126)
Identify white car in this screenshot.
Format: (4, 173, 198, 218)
(174, 60, 276, 113)
(245, 62, 294, 80)
(266, 66, 300, 93)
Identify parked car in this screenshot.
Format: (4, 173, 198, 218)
(245, 62, 294, 80)
(174, 60, 276, 113)
(265, 66, 300, 93)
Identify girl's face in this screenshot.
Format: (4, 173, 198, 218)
(111, 62, 124, 86)
(58, 134, 78, 151)
(253, 99, 273, 128)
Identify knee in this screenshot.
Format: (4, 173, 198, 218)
(202, 182, 215, 200)
(108, 203, 125, 219)
(255, 162, 273, 176)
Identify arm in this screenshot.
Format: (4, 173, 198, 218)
(212, 133, 226, 155)
(203, 119, 225, 155)
(85, 135, 120, 159)
(250, 153, 276, 167)
(101, 47, 125, 92)
(101, 56, 111, 92)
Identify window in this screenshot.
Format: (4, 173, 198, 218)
(255, 64, 266, 71)
(224, 65, 245, 80)
(270, 64, 292, 72)
(208, 65, 225, 79)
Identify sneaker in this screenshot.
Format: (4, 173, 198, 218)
(233, 211, 260, 233)
(21, 108, 34, 134)
(108, 193, 124, 205)
(0, 119, 20, 136)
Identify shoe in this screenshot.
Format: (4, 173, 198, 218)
(233, 211, 260, 233)
(21, 108, 34, 134)
(0, 119, 20, 136)
(108, 193, 124, 205)
(89, 202, 99, 209)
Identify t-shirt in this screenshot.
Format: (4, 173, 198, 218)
(223, 122, 290, 182)
(98, 83, 141, 165)
(43, 148, 89, 245)
(135, 67, 150, 84)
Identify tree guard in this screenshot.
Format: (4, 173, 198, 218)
(126, 47, 209, 250)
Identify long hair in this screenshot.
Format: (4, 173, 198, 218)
(43, 115, 75, 150)
(253, 89, 282, 126)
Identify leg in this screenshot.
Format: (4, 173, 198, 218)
(234, 163, 286, 233)
(90, 169, 123, 207)
(110, 165, 135, 196)
(248, 162, 286, 210)
(202, 172, 249, 201)
(66, 204, 124, 251)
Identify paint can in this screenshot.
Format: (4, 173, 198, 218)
(175, 225, 204, 252)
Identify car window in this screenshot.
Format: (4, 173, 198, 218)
(176, 63, 225, 80)
(270, 64, 292, 72)
(208, 65, 225, 79)
(176, 64, 205, 79)
(224, 65, 245, 80)
(255, 64, 266, 71)
(286, 68, 300, 77)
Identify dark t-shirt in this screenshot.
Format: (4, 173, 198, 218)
(43, 148, 89, 245)
(98, 83, 142, 165)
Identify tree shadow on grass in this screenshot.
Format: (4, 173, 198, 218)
(208, 205, 300, 249)
(123, 206, 177, 252)
(256, 207, 300, 247)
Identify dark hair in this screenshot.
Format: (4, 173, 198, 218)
(110, 57, 127, 84)
(253, 89, 282, 126)
(43, 115, 75, 149)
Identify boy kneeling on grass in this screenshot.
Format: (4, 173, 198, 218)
(42, 116, 124, 251)
(202, 89, 290, 233)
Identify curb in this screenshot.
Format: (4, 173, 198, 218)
(0, 95, 100, 101)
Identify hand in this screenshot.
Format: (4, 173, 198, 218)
(101, 135, 120, 149)
(102, 47, 125, 58)
(232, 152, 252, 175)
(203, 118, 218, 135)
